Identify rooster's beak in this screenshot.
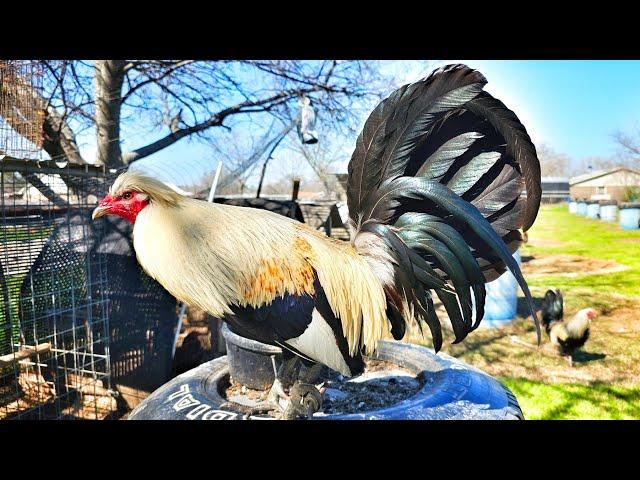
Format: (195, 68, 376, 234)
(92, 195, 114, 220)
(92, 205, 111, 220)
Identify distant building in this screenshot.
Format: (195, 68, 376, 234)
(570, 167, 640, 202)
(298, 201, 351, 241)
(541, 176, 570, 203)
(334, 173, 572, 205)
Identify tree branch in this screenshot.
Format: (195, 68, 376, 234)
(613, 130, 640, 157)
(122, 60, 195, 103)
(42, 105, 85, 164)
(122, 86, 322, 164)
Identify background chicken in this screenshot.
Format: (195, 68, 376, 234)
(541, 288, 564, 327)
(93, 64, 542, 418)
(541, 288, 597, 366)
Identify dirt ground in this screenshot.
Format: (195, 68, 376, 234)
(406, 283, 640, 391)
(521, 253, 628, 277)
(0, 371, 117, 420)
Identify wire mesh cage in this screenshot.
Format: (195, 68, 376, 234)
(0, 160, 115, 419)
(0, 60, 117, 419)
(0, 162, 180, 418)
(0, 60, 181, 419)
(0, 60, 44, 160)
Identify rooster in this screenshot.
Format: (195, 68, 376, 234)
(541, 289, 596, 366)
(541, 288, 564, 329)
(93, 64, 542, 418)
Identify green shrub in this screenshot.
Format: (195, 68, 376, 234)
(622, 186, 640, 202)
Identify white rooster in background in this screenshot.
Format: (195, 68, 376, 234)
(541, 289, 597, 367)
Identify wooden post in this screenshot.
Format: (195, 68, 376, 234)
(256, 158, 269, 199)
(291, 177, 300, 202)
(0, 343, 51, 366)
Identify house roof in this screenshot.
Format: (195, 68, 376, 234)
(541, 176, 569, 183)
(570, 167, 640, 186)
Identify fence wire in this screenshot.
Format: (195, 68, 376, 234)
(0, 160, 114, 419)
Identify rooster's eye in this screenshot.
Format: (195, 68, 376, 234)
(122, 192, 133, 200)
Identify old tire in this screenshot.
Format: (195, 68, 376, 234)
(128, 340, 523, 420)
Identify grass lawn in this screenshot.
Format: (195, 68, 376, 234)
(501, 378, 640, 419)
(409, 203, 640, 419)
(523, 204, 640, 297)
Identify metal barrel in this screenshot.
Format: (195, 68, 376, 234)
(599, 201, 618, 222)
(482, 250, 521, 327)
(619, 203, 640, 230)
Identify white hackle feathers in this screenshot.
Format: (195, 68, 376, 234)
(117, 171, 389, 358)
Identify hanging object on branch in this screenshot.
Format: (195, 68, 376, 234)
(297, 96, 318, 145)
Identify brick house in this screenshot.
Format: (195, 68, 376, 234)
(570, 167, 640, 201)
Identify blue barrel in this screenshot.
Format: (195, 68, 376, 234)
(568, 201, 578, 214)
(577, 202, 588, 216)
(482, 250, 520, 327)
(586, 202, 600, 219)
(599, 202, 618, 222)
(619, 203, 640, 230)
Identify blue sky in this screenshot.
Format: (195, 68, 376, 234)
(453, 60, 640, 161)
(74, 60, 640, 189)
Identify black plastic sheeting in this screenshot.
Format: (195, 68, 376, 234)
(214, 197, 304, 222)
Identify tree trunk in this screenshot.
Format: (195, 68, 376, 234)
(95, 60, 126, 168)
(42, 106, 85, 165)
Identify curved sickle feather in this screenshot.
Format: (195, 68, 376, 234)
(369, 176, 541, 343)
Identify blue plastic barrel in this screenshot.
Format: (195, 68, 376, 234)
(586, 203, 600, 219)
(599, 203, 618, 222)
(482, 250, 520, 328)
(619, 203, 640, 230)
(577, 202, 588, 216)
(568, 201, 578, 214)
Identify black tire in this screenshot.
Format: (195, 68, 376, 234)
(128, 340, 523, 420)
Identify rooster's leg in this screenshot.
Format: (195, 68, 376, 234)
(265, 353, 301, 409)
(228, 353, 301, 417)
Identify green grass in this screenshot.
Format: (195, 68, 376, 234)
(501, 378, 640, 420)
(522, 203, 640, 297)
(514, 205, 640, 418)
(1, 225, 54, 354)
(1, 225, 52, 242)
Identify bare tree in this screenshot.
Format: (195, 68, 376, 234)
(192, 124, 287, 196)
(572, 156, 621, 176)
(536, 143, 571, 177)
(283, 124, 350, 198)
(612, 128, 640, 168)
(31, 60, 395, 169)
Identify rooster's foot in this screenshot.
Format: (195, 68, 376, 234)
(281, 381, 325, 420)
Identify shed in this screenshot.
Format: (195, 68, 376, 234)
(212, 197, 305, 222)
(540, 176, 570, 203)
(570, 167, 640, 201)
(298, 201, 351, 241)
